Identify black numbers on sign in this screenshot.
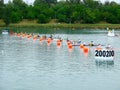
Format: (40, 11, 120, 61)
(99, 50, 102, 57)
(95, 50, 99, 56)
(95, 50, 114, 57)
(102, 51, 106, 57)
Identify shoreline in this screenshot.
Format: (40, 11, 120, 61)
(0, 23, 120, 30)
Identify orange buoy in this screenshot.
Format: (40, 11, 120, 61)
(68, 44, 72, 52)
(83, 47, 89, 53)
(27, 35, 31, 39)
(68, 44, 73, 49)
(57, 42, 61, 46)
(47, 39, 51, 46)
(80, 44, 84, 49)
(83, 47, 89, 57)
(33, 35, 38, 40)
(48, 38, 52, 41)
(47, 40, 51, 43)
(18, 33, 21, 37)
(67, 41, 71, 46)
(33, 37, 36, 39)
(39, 37, 43, 42)
(46, 38, 51, 45)
(33, 36, 37, 41)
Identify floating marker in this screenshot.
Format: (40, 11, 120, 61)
(68, 44, 73, 49)
(83, 47, 89, 53)
(80, 44, 84, 49)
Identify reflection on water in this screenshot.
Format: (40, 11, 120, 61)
(1, 27, 116, 34)
(95, 60, 114, 68)
(0, 29, 120, 90)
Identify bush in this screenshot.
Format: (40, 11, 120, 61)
(37, 14, 50, 23)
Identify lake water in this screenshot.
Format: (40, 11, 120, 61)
(0, 29, 120, 90)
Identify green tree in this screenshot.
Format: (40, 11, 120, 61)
(1, 0, 120, 25)
(2, 4, 11, 26)
(83, 0, 101, 8)
(116, 9, 120, 23)
(0, 0, 4, 19)
(66, 0, 82, 3)
(10, 11, 21, 23)
(34, 0, 57, 7)
(71, 4, 85, 23)
(37, 14, 50, 23)
(57, 14, 66, 22)
(12, 0, 27, 19)
(26, 5, 36, 20)
(83, 9, 97, 23)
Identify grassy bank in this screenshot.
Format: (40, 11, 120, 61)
(0, 20, 120, 29)
(9, 23, 120, 29)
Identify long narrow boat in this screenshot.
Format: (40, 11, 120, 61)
(72, 44, 104, 46)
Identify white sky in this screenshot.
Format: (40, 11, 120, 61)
(4, 0, 120, 4)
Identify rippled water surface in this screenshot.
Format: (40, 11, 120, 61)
(0, 30, 120, 90)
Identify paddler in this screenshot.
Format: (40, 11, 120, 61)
(89, 41, 94, 46)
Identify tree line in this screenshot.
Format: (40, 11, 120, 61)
(0, 0, 120, 26)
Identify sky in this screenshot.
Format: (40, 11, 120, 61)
(4, 0, 120, 4)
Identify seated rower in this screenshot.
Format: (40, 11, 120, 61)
(83, 42, 86, 46)
(106, 44, 112, 49)
(89, 41, 94, 46)
(96, 44, 102, 50)
(77, 39, 81, 44)
(49, 34, 53, 40)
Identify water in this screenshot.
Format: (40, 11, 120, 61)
(0, 29, 120, 90)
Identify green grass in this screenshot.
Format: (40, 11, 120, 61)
(0, 20, 120, 29)
(9, 23, 120, 29)
(0, 20, 5, 27)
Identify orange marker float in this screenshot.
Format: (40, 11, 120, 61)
(27, 35, 31, 39)
(68, 44, 72, 49)
(80, 44, 84, 49)
(83, 47, 89, 53)
(67, 41, 71, 46)
(47, 39, 51, 44)
(68, 44, 73, 52)
(39, 37, 43, 42)
(17, 33, 21, 37)
(47, 38, 52, 42)
(57, 42, 61, 47)
(33, 35, 37, 41)
(57, 39, 61, 45)
(46, 38, 51, 46)
(83, 47, 89, 57)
